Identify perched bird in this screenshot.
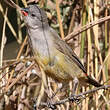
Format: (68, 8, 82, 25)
(21, 4, 101, 87)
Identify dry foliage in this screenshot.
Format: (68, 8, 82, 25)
(0, 0, 110, 110)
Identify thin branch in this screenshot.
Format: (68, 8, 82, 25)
(40, 85, 110, 109)
(0, 3, 18, 41)
(56, 0, 64, 39)
(4, 0, 21, 10)
(5, 62, 35, 92)
(0, 8, 7, 67)
(64, 16, 110, 41)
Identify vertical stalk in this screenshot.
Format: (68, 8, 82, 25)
(108, 21, 110, 81)
(80, 0, 87, 58)
(93, 0, 99, 80)
(88, 7, 94, 75)
(105, 1, 109, 109)
(56, 0, 64, 39)
(104, 0, 108, 81)
(0, 8, 7, 95)
(0, 3, 18, 40)
(16, 0, 22, 44)
(86, 1, 93, 109)
(21, 0, 27, 7)
(93, 0, 99, 109)
(80, 1, 87, 110)
(0, 9, 7, 67)
(68, 11, 75, 34)
(39, 0, 45, 7)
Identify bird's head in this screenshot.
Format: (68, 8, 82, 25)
(21, 4, 48, 29)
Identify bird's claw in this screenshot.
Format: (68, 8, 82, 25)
(69, 95, 81, 104)
(47, 102, 56, 110)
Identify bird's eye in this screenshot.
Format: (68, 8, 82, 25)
(31, 13, 36, 17)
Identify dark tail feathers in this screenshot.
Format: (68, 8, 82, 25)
(87, 76, 102, 87)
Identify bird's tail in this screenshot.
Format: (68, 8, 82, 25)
(86, 75, 102, 87)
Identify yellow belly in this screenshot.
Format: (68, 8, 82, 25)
(34, 49, 83, 82)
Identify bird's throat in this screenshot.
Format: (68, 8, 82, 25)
(28, 27, 53, 61)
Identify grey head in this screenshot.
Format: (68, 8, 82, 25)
(21, 4, 48, 29)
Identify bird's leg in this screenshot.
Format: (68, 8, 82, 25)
(69, 77, 80, 104)
(73, 77, 79, 94)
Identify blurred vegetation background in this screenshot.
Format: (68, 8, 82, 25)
(0, 0, 110, 110)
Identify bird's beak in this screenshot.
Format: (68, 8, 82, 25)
(21, 8, 29, 16)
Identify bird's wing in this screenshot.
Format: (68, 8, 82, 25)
(50, 28, 87, 74)
(49, 28, 102, 87)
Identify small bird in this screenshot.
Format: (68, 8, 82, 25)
(21, 4, 101, 87)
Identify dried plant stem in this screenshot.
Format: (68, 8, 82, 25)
(108, 21, 110, 78)
(17, 36, 28, 59)
(39, 0, 45, 7)
(0, 1, 110, 110)
(16, 0, 22, 44)
(5, 36, 28, 90)
(4, 0, 21, 10)
(5, 62, 35, 92)
(0, 3, 18, 41)
(18, 85, 27, 110)
(21, 0, 27, 7)
(35, 66, 47, 108)
(40, 85, 110, 109)
(0, 8, 7, 67)
(56, 0, 64, 39)
(93, 0, 99, 109)
(80, 0, 87, 58)
(98, 49, 110, 81)
(87, 25, 93, 75)
(88, 6, 94, 75)
(65, 16, 110, 41)
(0, 8, 7, 96)
(80, 1, 87, 110)
(104, 1, 108, 81)
(86, 2, 92, 110)
(36, 81, 45, 108)
(68, 11, 75, 34)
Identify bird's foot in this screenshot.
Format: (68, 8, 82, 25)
(46, 101, 56, 110)
(69, 94, 83, 104)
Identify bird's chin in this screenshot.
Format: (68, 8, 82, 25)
(22, 17, 28, 26)
(23, 22, 38, 29)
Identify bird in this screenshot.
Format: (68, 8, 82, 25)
(21, 4, 102, 87)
